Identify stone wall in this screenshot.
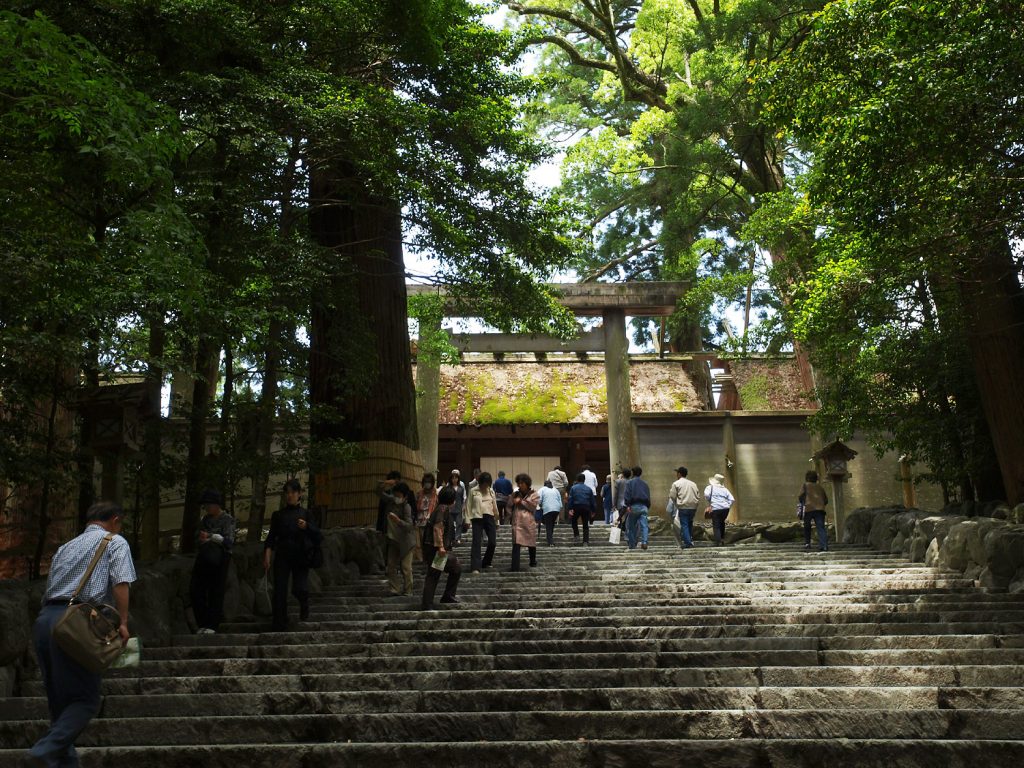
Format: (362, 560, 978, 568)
(635, 413, 946, 524)
(0, 527, 383, 698)
(843, 503, 1024, 591)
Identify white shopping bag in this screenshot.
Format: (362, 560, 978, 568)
(608, 526, 622, 545)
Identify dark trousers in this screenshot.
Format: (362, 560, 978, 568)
(272, 554, 309, 630)
(496, 501, 508, 525)
(804, 509, 829, 550)
(30, 604, 102, 767)
(542, 512, 559, 544)
(421, 542, 462, 608)
(470, 516, 497, 571)
(570, 507, 590, 542)
(511, 543, 536, 571)
(710, 508, 730, 545)
(190, 554, 230, 631)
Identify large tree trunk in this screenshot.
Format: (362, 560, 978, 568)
(247, 317, 282, 542)
(308, 165, 421, 525)
(179, 336, 220, 553)
(308, 166, 418, 448)
(956, 230, 1024, 505)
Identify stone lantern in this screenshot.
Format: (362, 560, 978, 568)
(813, 440, 858, 541)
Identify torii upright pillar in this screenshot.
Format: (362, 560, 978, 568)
(603, 308, 639, 474)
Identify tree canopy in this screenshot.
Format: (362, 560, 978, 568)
(2, 0, 1024, 575)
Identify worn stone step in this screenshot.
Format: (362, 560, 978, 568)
(143, 633, 1014, 662)
(207, 620, 1024, 640)
(220, 609, 1024, 631)
(3, 738, 1024, 768)
(10, 685, 1024, 721)
(22, 664, 1024, 699)
(9, 684, 1024, 722)
(7, 709, 1024, 748)
(92, 647, 1024, 682)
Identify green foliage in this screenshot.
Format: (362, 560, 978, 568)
(753, 0, 1024, 498)
(513, 0, 823, 352)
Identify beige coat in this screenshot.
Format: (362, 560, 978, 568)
(510, 490, 539, 547)
(466, 487, 498, 521)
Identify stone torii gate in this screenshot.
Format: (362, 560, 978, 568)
(408, 281, 688, 476)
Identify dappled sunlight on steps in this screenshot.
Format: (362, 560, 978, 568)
(3, 530, 1024, 767)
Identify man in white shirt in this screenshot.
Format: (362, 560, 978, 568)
(669, 466, 701, 549)
(581, 464, 598, 495)
(538, 481, 563, 546)
(545, 465, 569, 521)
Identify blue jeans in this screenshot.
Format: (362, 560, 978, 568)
(626, 505, 649, 548)
(604, 505, 614, 525)
(676, 508, 696, 547)
(804, 509, 828, 550)
(30, 604, 103, 767)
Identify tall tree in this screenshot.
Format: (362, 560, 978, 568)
(760, 0, 1024, 502)
(509, 0, 824, 396)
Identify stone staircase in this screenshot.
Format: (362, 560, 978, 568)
(4, 525, 1024, 766)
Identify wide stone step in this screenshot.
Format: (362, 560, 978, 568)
(3, 738, 1024, 768)
(6, 708, 1024, 748)
(9, 685, 1024, 721)
(222, 609, 1024, 630)
(143, 633, 1015, 661)
(206, 620, 1024, 640)
(22, 664, 1024, 698)
(302, 599, 1024, 618)
(90, 648, 1024, 681)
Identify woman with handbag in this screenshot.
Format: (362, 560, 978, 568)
(421, 485, 463, 608)
(703, 473, 735, 546)
(263, 478, 322, 630)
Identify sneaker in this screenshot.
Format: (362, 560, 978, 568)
(196, 627, 215, 635)
(640, 543, 648, 551)
(472, 569, 481, 575)
(439, 595, 461, 604)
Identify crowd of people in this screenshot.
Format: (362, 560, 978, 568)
(23, 466, 830, 766)
(372, 462, 831, 610)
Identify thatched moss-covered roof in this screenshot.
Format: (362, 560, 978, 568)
(729, 358, 818, 411)
(435, 361, 703, 425)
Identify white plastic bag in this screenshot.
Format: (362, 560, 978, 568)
(254, 572, 273, 616)
(608, 526, 622, 545)
(111, 637, 142, 669)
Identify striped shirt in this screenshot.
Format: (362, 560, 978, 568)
(43, 524, 137, 605)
